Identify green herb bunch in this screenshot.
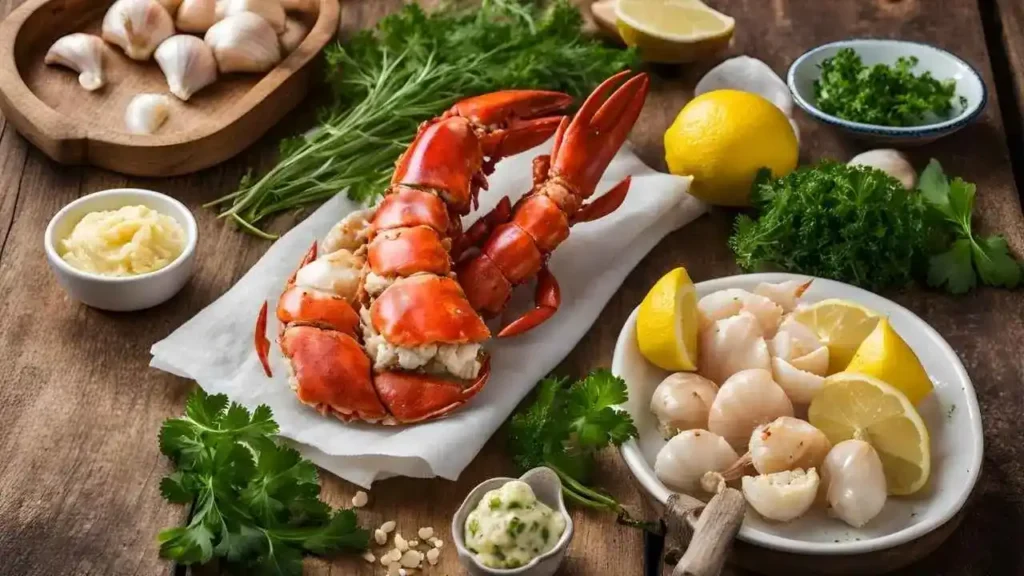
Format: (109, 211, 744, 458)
(211, 0, 637, 237)
(814, 48, 964, 127)
(158, 390, 368, 575)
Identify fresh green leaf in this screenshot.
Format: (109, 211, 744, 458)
(160, 472, 196, 504)
(972, 235, 1023, 288)
(158, 525, 215, 565)
(927, 239, 976, 294)
(917, 158, 952, 216)
(564, 369, 636, 450)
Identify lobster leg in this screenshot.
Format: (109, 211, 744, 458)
(256, 302, 272, 377)
(571, 176, 632, 225)
(497, 267, 561, 338)
(453, 196, 513, 261)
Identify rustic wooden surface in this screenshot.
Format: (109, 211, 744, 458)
(1, 1, 1023, 575)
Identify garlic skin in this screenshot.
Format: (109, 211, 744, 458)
(155, 35, 218, 101)
(102, 0, 175, 61)
(848, 149, 917, 189)
(204, 12, 283, 73)
(174, 0, 218, 33)
(707, 369, 793, 451)
(44, 33, 107, 91)
(820, 440, 887, 528)
(216, 0, 286, 32)
(125, 94, 173, 134)
(742, 468, 819, 522)
(655, 429, 738, 495)
(650, 373, 718, 439)
(748, 417, 831, 474)
(698, 288, 783, 336)
(278, 16, 309, 54)
(699, 312, 772, 384)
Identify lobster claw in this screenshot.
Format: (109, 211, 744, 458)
(448, 90, 573, 159)
(374, 358, 491, 423)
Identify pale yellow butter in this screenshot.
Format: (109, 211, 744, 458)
(60, 205, 185, 276)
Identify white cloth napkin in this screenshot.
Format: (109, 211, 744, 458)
(151, 140, 704, 488)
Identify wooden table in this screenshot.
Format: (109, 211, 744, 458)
(2, 1, 1024, 575)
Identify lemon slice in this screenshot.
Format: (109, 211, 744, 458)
(809, 372, 931, 495)
(637, 267, 698, 371)
(791, 299, 880, 374)
(845, 318, 934, 404)
(615, 0, 735, 63)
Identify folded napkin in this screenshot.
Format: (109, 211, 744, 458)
(151, 140, 703, 488)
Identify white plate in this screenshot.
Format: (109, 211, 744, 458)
(613, 273, 983, 555)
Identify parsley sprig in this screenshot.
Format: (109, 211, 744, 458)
(158, 390, 369, 575)
(508, 370, 655, 531)
(814, 48, 964, 127)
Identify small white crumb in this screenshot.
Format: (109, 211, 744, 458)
(399, 570, 408, 576)
(381, 520, 397, 533)
(387, 548, 403, 562)
(387, 562, 401, 576)
(380, 555, 391, 567)
(417, 527, 434, 540)
(408, 539, 419, 547)
(399, 550, 423, 568)
(362, 551, 376, 563)
(426, 547, 440, 565)
(374, 529, 387, 546)
(351, 490, 369, 508)
(431, 538, 444, 549)
(394, 533, 409, 552)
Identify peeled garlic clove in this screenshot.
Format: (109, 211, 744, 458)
(102, 0, 175, 61)
(753, 280, 811, 313)
(655, 429, 738, 495)
(698, 288, 783, 335)
(44, 33, 107, 91)
(742, 468, 819, 522)
(650, 373, 719, 439)
(174, 0, 218, 32)
(848, 149, 917, 189)
(696, 56, 794, 118)
(154, 0, 182, 14)
(125, 94, 172, 134)
(155, 35, 218, 101)
(205, 12, 282, 73)
(771, 357, 825, 405)
(748, 417, 831, 474)
(769, 316, 827, 364)
(216, 0, 286, 32)
(278, 16, 309, 54)
(821, 440, 887, 528)
(699, 312, 772, 385)
(708, 369, 793, 451)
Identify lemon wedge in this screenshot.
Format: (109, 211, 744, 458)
(637, 267, 699, 371)
(791, 299, 880, 374)
(809, 372, 931, 495)
(845, 318, 934, 404)
(615, 0, 735, 63)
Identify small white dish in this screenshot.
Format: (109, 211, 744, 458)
(452, 467, 574, 576)
(44, 188, 198, 311)
(613, 273, 983, 556)
(787, 39, 986, 145)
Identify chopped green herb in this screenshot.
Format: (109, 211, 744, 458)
(469, 519, 480, 536)
(541, 527, 550, 542)
(489, 497, 502, 510)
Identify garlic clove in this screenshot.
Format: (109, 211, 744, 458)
(204, 12, 283, 73)
(650, 373, 719, 439)
(848, 149, 917, 189)
(771, 356, 825, 405)
(747, 416, 830, 474)
(707, 368, 793, 451)
(741, 468, 819, 522)
(216, 0, 286, 32)
(278, 16, 309, 54)
(102, 0, 175, 61)
(154, 0, 183, 15)
(125, 93, 173, 134)
(155, 35, 218, 101)
(752, 279, 811, 314)
(698, 288, 783, 336)
(44, 33, 107, 91)
(654, 429, 738, 495)
(175, 0, 219, 33)
(820, 440, 887, 528)
(698, 312, 772, 385)
(280, 0, 317, 15)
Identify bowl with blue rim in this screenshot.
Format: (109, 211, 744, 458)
(787, 38, 986, 145)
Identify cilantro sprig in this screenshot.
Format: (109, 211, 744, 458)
(158, 390, 368, 575)
(508, 370, 654, 531)
(814, 48, 964, 127)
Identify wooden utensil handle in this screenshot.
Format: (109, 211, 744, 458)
(671, 487, 745, 576)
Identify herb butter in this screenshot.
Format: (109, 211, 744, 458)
(464, 480, 566, 569)
(60, 205, 185, 277)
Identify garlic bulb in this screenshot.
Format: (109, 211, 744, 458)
(742, 468, 819, 522)
(155, 35, 218, 101)
(216, 0, 286, 32)
(698, 288, 782, 336)
(654, 429, 738, 495)
(820, 440, 887, 528)
(848, 149, 917, 190)
(650, 373, 718, 439)
(707, 369, 793, 451)
(44, 33, 107, 91)
(102, 0, 175, 61)
(699, 312, 771, 385)
(278, 16, 309, 54)
(125, 94, 172, 134)
(752, 280, 811, 313)
(174, 0, 218, 32)
(204, 12, 283, 73)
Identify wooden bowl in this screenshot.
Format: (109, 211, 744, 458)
(0, 0, 339, 176)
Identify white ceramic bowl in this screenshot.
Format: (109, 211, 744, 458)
(614, 273, 983, 556)
(787, 39, 987, 145)
(44, 188, 198, 311)
(452, 467, 574, 576)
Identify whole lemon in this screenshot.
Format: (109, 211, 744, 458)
(664, 90, 798, 206)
